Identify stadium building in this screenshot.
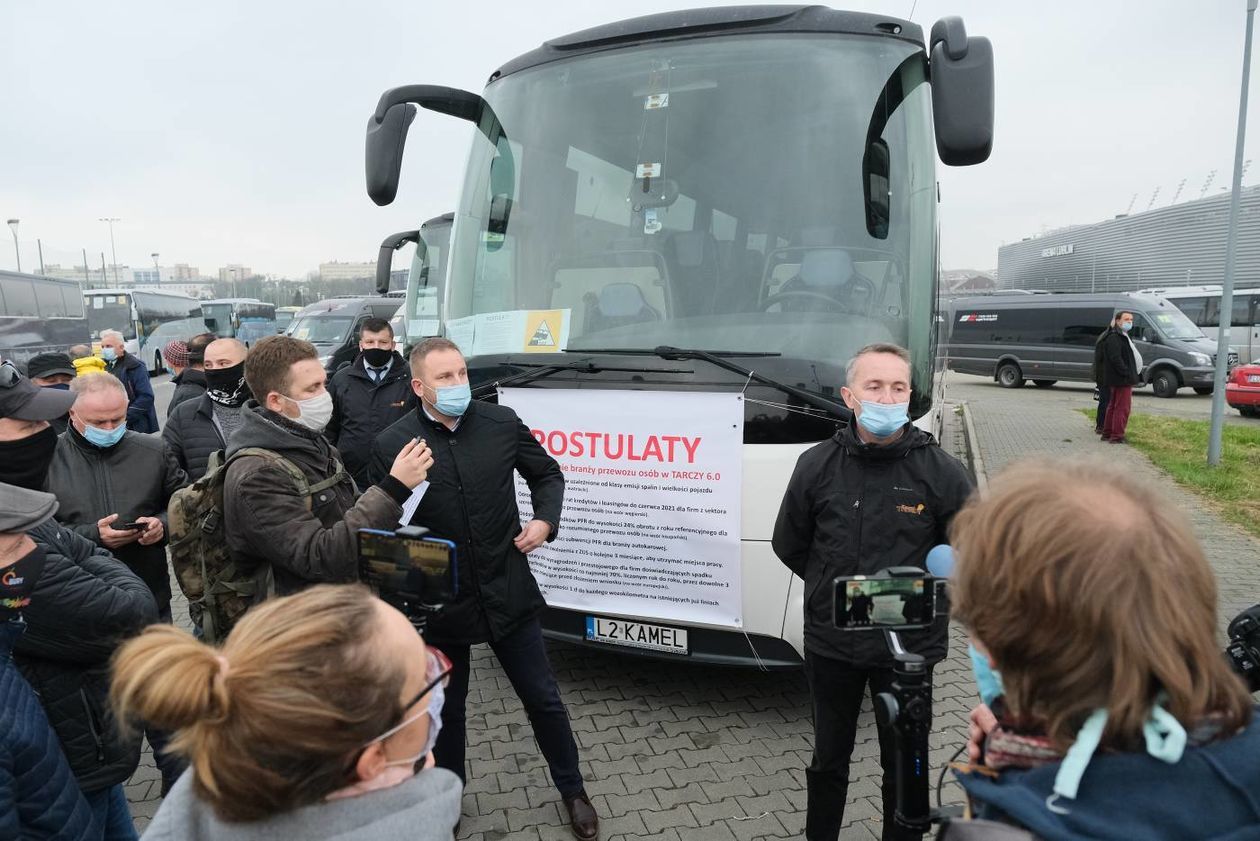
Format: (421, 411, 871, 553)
(997, 185, 1260, 292)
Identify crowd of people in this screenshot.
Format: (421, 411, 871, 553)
(1, 329, 1256, 841)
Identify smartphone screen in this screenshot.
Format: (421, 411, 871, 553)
(357, 529, 457, 605)
(833, 575, 936, 630)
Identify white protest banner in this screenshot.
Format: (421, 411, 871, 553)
(499, 388, 744, 628)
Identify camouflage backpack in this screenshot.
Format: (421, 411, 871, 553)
(167, 447, 346, 643)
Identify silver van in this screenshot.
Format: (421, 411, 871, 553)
(945, 292, 1239, 397)
(285, 296, 402, 373)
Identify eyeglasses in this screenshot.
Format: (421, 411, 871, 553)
(401, 646, 453, 714)
(0, 361, 21, 389)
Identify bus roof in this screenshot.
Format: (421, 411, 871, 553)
(951, 291, 1174, 309)
(201, 297, 268, 305)
(85, 287, 199, 299)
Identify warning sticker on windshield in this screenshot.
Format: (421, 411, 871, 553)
(644, 93, 670, 110)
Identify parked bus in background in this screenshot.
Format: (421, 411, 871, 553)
(274, 305, 301, 333)
(377, 213, 454, 355)
(0, 270, 90, 370)
(83, 288, 205, 374)
(200, 298, 278, 346)
(1141, 285, 1260, 365)
(363, 6, 994, 666)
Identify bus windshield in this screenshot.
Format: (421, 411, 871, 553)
(85, 294, 137, 340)
(447, 33, 937, 394)
(202, 303, 235, 336)
(1150, 307, 1205, 340)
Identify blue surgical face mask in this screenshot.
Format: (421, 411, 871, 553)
(856, 400, 910, 438)
(429, 382, 471, 417)
(101, 347, 117, 362)
(968, 642, 1005, 707)
(1120, 322, 1133, 333)
(83, 422, 126, 448)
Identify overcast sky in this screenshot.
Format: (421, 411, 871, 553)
(3, 0, 1259, 277)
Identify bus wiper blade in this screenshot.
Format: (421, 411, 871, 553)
(472, 358, 691, 397)
(654, 346, 851, 421)
(566, 347, 782, 358)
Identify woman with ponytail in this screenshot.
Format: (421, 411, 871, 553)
(111, 584, 461, 840)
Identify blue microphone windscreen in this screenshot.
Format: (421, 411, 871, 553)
(926, 544, 955, 578)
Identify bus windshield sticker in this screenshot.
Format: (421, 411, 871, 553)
(644, 93, 670, 110)
(644, 208, 661, 235)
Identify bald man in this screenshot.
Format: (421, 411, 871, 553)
(162, 338, 253, 481)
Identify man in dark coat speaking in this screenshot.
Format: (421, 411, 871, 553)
(370, 337, 597, 841)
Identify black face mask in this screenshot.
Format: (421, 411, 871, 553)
(362, 347, 393, 369)
(0, 544, 46, 622)
(0, 425, 59, 490)
(206, 362, 252, 407)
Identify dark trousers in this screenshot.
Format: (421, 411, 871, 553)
(804, 652, 932, 841)
(84, 783, 138, 841)
(1095, 384, 1111, 430)
(1103, 385, 1133, 440)
(433, 616, 584, 797)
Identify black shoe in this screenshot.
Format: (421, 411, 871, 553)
(563, 790, 599, 840)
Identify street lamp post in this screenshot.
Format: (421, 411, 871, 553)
(6, 219, 19, 273)
(99, 217, 121, 285)
(1208, 0, 1257, 467)
(151, 252, 160, 285)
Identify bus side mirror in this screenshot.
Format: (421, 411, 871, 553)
(365, 85, 487, 206)
(929, 17, 994, 166)
(377, 230, 421, 295)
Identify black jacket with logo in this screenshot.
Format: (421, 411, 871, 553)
(327, 352, 416, 489)
(369, 400, 564, 645)
(46, 427, 188, 617)
(772, 422, 974, 666)
(16, 522, 157, 793)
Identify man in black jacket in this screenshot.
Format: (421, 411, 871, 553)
(164, 338, 251, 481)
(327, 317, 416, 489)
(369, 338, 597, 841)
(167, 332, 216, 418)
(1101, 310, 1142, 444)
(772, 343, 974, 841)
(0, 380, 159, 833)
(1091, 320, 1119, 435)
(46, 373, 188, 621)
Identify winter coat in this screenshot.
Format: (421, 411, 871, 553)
(772, 422, 974, 666)
(369, 401, 565, 645)
(327, 352, 417, 489)
(0, 619, 99, 840)
(16, 522, 158, 792)
(1091, 328, 1113, 385)
(141, 767, 462, 841)
(1101, 329, 1141, 387)
(106, 352, 159, 433)
(163, 394, 225, 482)
(168, 368, 208, 418)
(223, 402, 410, 596)
(956, 709, 1260, 840)
(73, 356, 107, 377)
(46, 426, 188, 617)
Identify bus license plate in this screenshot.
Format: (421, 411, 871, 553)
(585, 616, 689, 654)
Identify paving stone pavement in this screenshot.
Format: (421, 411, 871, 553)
(126, 374, 1259, 839)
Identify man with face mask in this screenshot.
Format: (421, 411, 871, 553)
(163, 338, 252, 481)
(21, 352, 76, 434)
(0, 371, 161, 833)
(45, 373, 188, 623)
(771, 343, 974, 841)
(326, 318, 416, 489)
(221, 335, 434, 596)
(367, 338, 595, 841)
(98, 329, 158, 434)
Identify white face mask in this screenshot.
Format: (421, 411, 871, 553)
(282, 391, 334, 432)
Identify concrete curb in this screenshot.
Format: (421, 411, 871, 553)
(959, 400, 988, 491)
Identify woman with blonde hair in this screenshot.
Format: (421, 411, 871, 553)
(111, 584, 461, 840)
(949, 460, 1259, 839)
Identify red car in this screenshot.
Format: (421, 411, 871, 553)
(1226, 363, 1260, 418)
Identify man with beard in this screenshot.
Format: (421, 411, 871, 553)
(163, 338, 251, 481)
